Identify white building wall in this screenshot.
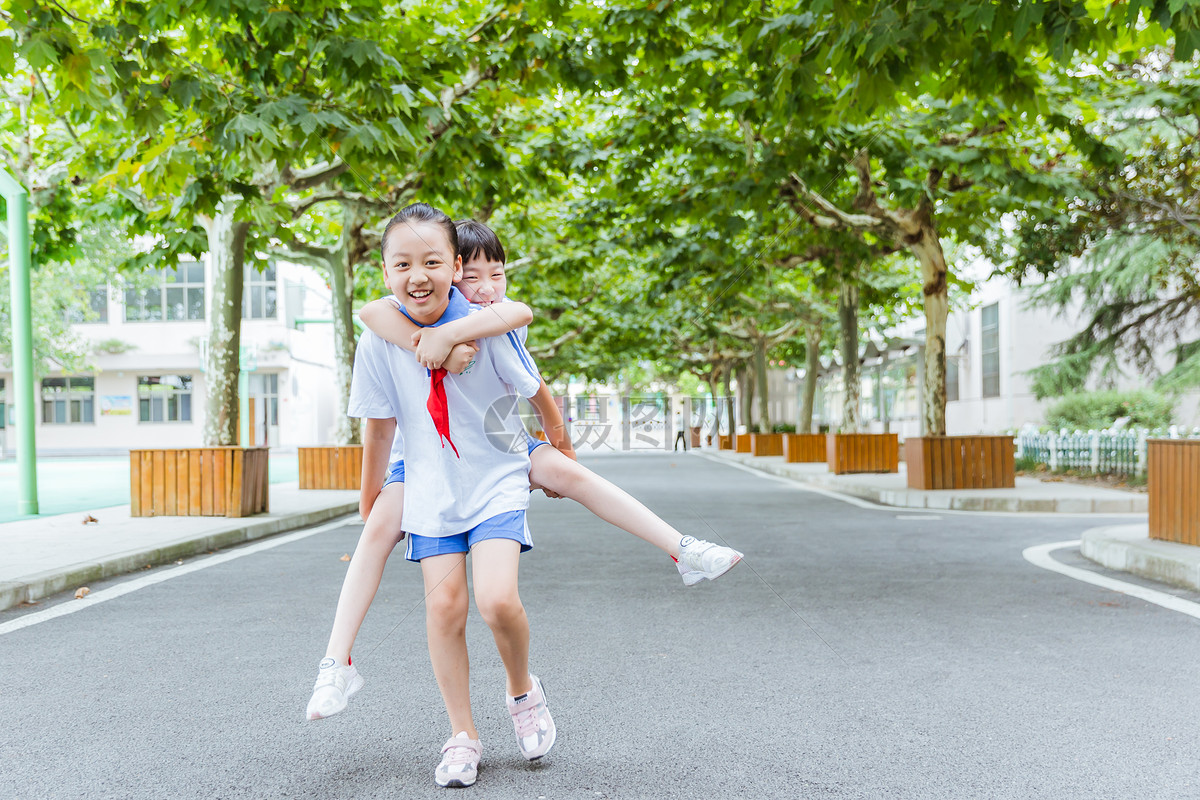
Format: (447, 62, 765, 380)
(1, 258, 341, 456)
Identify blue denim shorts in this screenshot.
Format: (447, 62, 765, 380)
(404, 510, 531, 562)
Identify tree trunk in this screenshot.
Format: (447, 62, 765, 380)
(330, 205, 365, 445)
(838, 283, 861, 433)
(722, 362, 736, 437)
(754, 337, 770, 432)
(201, 199, 250, 446)
(799, 322, 822, 433)
(911, 225, 949, 436)
(737, 364, 754, 432)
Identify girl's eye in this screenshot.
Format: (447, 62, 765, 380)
(464, 276, 478, 281)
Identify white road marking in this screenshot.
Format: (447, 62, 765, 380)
(697, 453, 1147, 519)
(1023, 539, 1200, 621)
(0, 516, 357, 636)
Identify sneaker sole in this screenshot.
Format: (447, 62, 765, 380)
(684, 553, 743, 586)
(435, 775, 477, 788)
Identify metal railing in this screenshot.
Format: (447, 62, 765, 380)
(1015, 427, 1200, 477)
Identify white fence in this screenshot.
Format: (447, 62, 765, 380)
(1015, 427, 1200, 477)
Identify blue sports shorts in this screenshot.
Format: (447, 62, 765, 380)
(382, 460, 405, 487)
(405, 510, 532, 562)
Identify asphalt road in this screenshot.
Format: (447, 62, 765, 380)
(2, 453, 1197, 799)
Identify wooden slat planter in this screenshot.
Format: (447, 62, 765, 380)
(1149, 440, 1200, 546)
(783, 434, 827, 463)
(905, 435, 1015, 490)
(735, 434, 752, 453)
(299, 445, 364, 490)
(718, 434, 734, 450)
(750, 433, 784, 456)
(826, 433, 899, 474)
(130, 447, 269, 518)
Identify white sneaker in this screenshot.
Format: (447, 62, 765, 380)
(435, 731, 482, 788)
(305, 657, 364, 720)
(677, 536, 743, 586)
(506, 674, 556, 760)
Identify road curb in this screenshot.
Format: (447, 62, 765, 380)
(0, 502, 358, 612)
(1081, 524, 1200, 592)
(704, 450, 1148, 513)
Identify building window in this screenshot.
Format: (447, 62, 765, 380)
(69, 288, 109, 323)
(124, 262, 205, 322)
(981, 302, 1000, 398)
(243, 264, 278, 319)
(946, 355, 960, 402)
(41, 376, 95, 424)
(138, 375, 194, 422)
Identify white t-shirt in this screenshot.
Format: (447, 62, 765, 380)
(347, 293, 542, 537)
(377, 296, 530, 462)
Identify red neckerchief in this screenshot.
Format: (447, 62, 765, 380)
(426, 367, 460, 458)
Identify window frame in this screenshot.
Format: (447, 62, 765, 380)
(243, 263, 278, 320)
(41, 376, 96, 425)
(981, 302, 1001, 398)
(137, 374, 195, 423)
(124, 262, 206, 322)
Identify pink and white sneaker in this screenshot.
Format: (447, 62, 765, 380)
(435, 731, 482, 788)
(506, 674, 556, 760)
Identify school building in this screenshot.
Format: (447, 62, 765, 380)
(0, 259, 345, 457)
(805, 267, 1200, 436)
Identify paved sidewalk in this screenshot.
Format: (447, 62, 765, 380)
(706, 450, 1148, 513)
(0, 482, 357, 611)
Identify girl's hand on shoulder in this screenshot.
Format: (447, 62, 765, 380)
(443, 341, 479, 374)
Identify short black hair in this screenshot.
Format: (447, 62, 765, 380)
(382, 203, 458, 259)
(455, 220, 505, 264)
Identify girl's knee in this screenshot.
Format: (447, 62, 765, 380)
(475, 591, 525, 629)
(426, 585, 469, 628)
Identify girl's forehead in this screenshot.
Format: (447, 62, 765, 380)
(462, 257, 505, 272)
(384, 222, 452, 257)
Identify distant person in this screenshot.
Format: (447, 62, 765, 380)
(673, 410, 689, 451)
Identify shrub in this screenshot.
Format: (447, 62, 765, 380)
(1045, 389, 1175, 431)
(772, 423, 796, 433)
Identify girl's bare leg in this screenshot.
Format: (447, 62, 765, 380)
(323, 482, 406, 664)
(529, 447, 682, 558)
(470, 538, 532, 697)
(421, 552, 477, 738)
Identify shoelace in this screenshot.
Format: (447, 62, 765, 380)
(511, 701, 542, 738)
(313, 668, 345, 692)
(442, 743, 478, 767)
(681, 540, 718, 570)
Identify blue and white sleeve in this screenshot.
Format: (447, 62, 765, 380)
(486, 331, 542, 398)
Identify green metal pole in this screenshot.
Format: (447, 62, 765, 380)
(0, 169, 40, 515)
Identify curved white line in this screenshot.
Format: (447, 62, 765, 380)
(1023, 539, 1200, 620)
(0, 515, 357, 636)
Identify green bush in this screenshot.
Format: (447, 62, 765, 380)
(1045, 389, 1175, 431)
(772, 423, 796, 433)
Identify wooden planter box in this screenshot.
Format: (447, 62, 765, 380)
(1149, 440, 1200, 546)
(130, 447, 269, 518)
(783, 434, 827, 463)
(299, 445, 364, 490)
(750, 433, 784, 456)
(718, 434, 734, 450)
(826, 433, 899, 474)
(689, 426, 702, 448)
(905, 435, 1015, 490)
(735, 434, 752, 453)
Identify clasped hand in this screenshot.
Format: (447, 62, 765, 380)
(412, 328, 477, 373)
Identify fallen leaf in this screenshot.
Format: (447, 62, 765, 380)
(74, 587, 90, 599)
(82, 514, 99, 525)
(340, 554, 351, 562)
